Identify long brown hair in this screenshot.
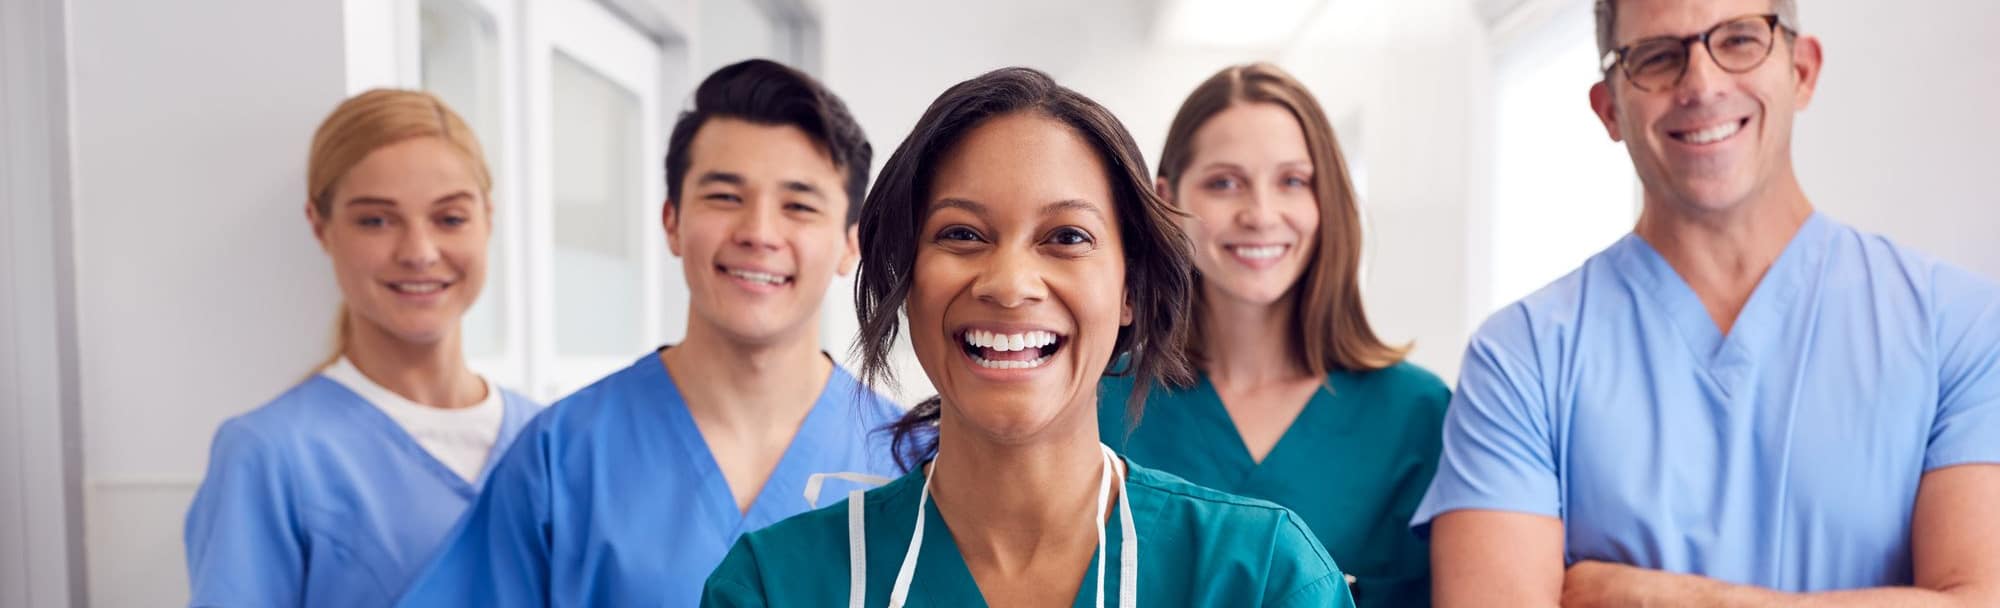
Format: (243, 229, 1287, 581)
(1155, 63, 1405, 380)
(305, 89, 492, 370)
(855, 67, 1195, 470)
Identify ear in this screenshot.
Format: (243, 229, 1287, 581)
(1790, 35, 1824, 111)
(1588, 80, 1623, 142)
(837, 224, 861, 277)
(663, 199, 683, 258)
(307, 201, 332, 249)
(1153, 176, 1174, 206)
(1120, 292, 1135, 326)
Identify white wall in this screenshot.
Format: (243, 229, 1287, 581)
(66, 0, 349, 604)
(1793, 0, 2000, 280)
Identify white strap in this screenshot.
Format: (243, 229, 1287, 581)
(887, 458, 937, 608)
(1107, 445, 1138, 608)
(806, 472, 895, 508)
(1093, 448, 1113, 608)
(883, 446, 1138, 608)
(847, 490, 868, 608)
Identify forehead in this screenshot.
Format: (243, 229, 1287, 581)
(1188, 102, 1309, 168)
(929, 112, 1114, 218)
(686, 117, 843, 186)
(1615, 0, 1771, 42)
(339, 137, 482, 201)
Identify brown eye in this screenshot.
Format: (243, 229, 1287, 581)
(1047, 227, 1092, 246)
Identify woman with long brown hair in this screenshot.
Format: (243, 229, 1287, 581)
(1099, 63, 1449, 607)
(184, 89, 540, 607)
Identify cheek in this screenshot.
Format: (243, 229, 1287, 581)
(1285, 195, 1321, 240)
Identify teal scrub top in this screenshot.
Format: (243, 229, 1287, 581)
(1101, 362, 1449, 607)
(701, 459, 1354, 607)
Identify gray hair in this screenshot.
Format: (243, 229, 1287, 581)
(1595, 0, 1800, 60)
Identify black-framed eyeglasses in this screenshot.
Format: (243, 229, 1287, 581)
(1600, 13, 1794, 92)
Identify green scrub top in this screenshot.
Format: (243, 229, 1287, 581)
(701, 459, 1354, 607)
(1100, 362, 1448, 608)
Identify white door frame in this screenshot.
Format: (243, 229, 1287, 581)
(524, 0, 667, 398)
(0, 0, 87, 604)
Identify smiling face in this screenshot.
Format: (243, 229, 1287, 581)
(311, 136, 491, 346)
(665, 117, 858, 347)
(1591, 0, 1819, 214)
(1171, 102, 1321, 308)
(908, 112, 1130, 445)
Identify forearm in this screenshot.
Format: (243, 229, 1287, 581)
(1634, 569, 1994, 608)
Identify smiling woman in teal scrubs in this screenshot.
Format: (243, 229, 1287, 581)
(1098, 63, 1448, 608)
(701, 67, 1353, 608)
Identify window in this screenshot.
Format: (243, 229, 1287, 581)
(397, 0, 822, 400)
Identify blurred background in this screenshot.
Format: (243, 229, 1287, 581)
(3, 0, 1995, 605)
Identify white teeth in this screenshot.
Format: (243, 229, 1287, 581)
(1232, 245, 1285, 260)
(393, 282, 444, 293)
(970, 353, 1053, 370)
(961, 330, 1060, 352)
(1682, 120, 1742, 145)
(727, 269, 788, 285)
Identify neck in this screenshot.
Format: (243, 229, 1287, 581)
(1634, 173, 1813, 292)
(1199, 283, 1310, 384)
(342, 315, 485, 409)
(927, 403, 1110, 574)
(662, 317, 832, 432)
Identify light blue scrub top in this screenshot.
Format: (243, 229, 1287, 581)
(702, 459, 1354, 607)
(184, 375, 539, 607)
(1412, 213, 2000, 591)
(397, 348, 904, 607)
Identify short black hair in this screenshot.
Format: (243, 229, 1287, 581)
(663, 59, 872, 225)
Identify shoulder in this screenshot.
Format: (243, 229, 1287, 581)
(1341, 361, 1450, 430)
(1346, 361, 1447, 401)
(1126, 464, 1345, 600)
(210, 376, 357, 453)
(533, 354, 661, 430)
(1127, 463, 1322, 542)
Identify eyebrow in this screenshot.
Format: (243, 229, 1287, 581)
(696, 171, 745, 187)
(780, 180, 824, 199)
(698, 172, 825, 199)
(342, 191, 474, 208)
(932, 197, 1106, 221)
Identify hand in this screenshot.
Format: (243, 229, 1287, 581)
(1561, 561, 1678, 608)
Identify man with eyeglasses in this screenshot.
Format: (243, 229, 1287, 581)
(1413, 1, 2000, 606)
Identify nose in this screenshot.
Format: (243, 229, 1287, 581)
(1673, 40, 1730, 106)
(971, 244, 1048, 309)
(731, 196, 783, 252)
(395, 223, 440, 269)
(1233, 183, 1282, 230)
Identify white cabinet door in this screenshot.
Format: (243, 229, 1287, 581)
(525, 0, 666, 400)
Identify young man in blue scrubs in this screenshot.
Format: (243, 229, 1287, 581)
(1416, 1, 2000, 605)
(398, 59, 903, 607)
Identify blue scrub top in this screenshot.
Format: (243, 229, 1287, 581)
(702, 459, 1354, 607)
(398, 348, 904, 607)
(1413, 213, 2000, 591)
(184, 375, 539, 607)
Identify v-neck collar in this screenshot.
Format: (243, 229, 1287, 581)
(903, 464, 1130, 607)
(312, 375, 525, 498)
(1187, 372, 1355, 483)
(646, 347, 852, 539)
(1614, 212, 1832, 390)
